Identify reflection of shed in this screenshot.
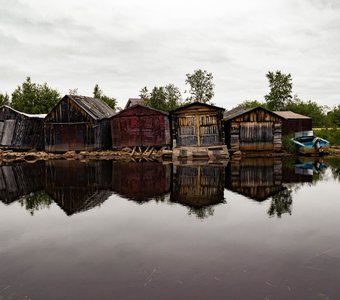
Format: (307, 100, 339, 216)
(225, 158, 285, 201)
(0, 106, 45, 150)
(44, 95, 115, 152)
(171, 102, 225, 147)
(224, 106, 283, 151)
(274, 111, 312, 136)
(0, 161, 45, 204)
(111, 162, 171, 202)
(171, 164, 225, 208)
(45, 160, 112, 215)
(111, 105, 171, 149)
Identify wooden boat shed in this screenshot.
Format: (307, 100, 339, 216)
(44, 95, 115, 152)
(223, 106, 284, 152)
(170, 102, 228, 159)
(274, 111, 312, 136)
(110, 104, 171, 149)
(0, 105, 46, 150)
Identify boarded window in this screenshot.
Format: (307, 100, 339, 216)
(240, 122, 273, 143)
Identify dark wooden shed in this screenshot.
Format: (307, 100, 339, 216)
(44, 95, 115, 152)
(0, 105, 45, 150)
(111, 104, 171, 149)
(274, 111, 312, 136)
(171, 102, 225, 147)
(224, 106, 283, 151)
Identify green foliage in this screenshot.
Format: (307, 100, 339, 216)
(314, 128, 340, 146)
(93, 84, 117, 109)
(268, 188, 293, 218)
(11, 77, 60, 114)
(285, 96, 326, 127)
(282, 134, 297, 154)
(185, 69, 214, 103)
(327, 104, 340, 127)
(19, 191, 53, 216)
(264, 70, 292, 110)
(238, 100, 267, 109)
(0, 92, 10, 106)
(139, 84, 181, 112)
(325, 157, 340, 181)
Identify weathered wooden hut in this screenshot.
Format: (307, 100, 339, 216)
(111, 161, 171, 202)
(274, 111, 312, 136)
(111, 104, 171, 149)
(0, 105, 45, 150)
(170, 102, 228, 159)
(44, 95, 115, 152)
(224, 106, 284, 151)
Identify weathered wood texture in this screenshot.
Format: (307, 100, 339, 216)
(224, 107, 282, 151)
(281, 119, 312, 136)
(0, 106, 45, 150)
(111, 161, 171, 202)
(171, 164, 225, 207)
(44, 95, 115, 152)
(45, 160, 112, 215)
(0, 161, 45, 204)
(171, 102, 225, 147)
(225, 158, 284, 201)
(111, 105, 171, 148)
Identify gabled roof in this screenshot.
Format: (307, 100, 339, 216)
(171, 101, 225, 113)
(223, 106, 284, 121)
(273, 111, 311, 120)
(112, 104, 169, 118)
(0, 105, 46, 119)
(47, 95, 115, 121)
(125, 98, 145, 109)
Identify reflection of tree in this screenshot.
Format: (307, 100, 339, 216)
(187, 206, 215, 220)
(19, 191, 53, 216)
(325, 157, 340, 181)
(268, 188, 293, 218)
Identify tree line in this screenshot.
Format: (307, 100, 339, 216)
(0, 77, 117, 114)
(1, 71, 339, 128)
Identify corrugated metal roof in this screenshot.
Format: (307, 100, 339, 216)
(113, 104, 169, 118)
(125, 98, 145, 109)
(274, 111, 311, 119)
(1, 105, 46, 119)
(68, 95, 116, 120)
(223, 106, 254, 121)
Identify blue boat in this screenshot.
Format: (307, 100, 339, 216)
(291, 131, 330, 155)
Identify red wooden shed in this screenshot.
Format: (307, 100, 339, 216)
(110, 104, 171, 149)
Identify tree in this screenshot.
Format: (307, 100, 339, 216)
(264, 70, 292, 110)
(11, 77, 60, 114)
(285, 95, 327, 127)
(237, 100, 267, 109)
(93, 84, 117, 110)
(185, 69, 214, 103)
(327, 104, 340, 127)
(139, 84, 181, 111)
(0, 92, 10, 106)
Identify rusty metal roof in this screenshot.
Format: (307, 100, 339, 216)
(68, 95, 116, 120)
(125, 98, 145, 109)
(0, 105, 46, 119)
(273, 111, 311, 119)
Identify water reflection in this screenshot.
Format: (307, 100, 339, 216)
(0, 157, 334, 218)
(171, 163, 226, 219)
(111, 161, 171, 202)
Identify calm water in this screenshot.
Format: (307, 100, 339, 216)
(0, 157, 340, 300)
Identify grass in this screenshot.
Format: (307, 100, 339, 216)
(313, 128, 340, 146)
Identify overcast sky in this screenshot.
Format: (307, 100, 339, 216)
(0, 0, 339, 109)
